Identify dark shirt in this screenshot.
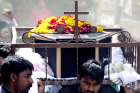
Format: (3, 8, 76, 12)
(0, 83, 32, 93)
(59, 84, 118, 93)
(0, 85, 11, 93)
(0, 85, 29, 93)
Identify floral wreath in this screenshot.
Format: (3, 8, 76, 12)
(28, 16, 104, 37)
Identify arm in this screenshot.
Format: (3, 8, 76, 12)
(123, 86, 134, 93)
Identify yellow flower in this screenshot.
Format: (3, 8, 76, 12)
(78, 21, 84, 27)
(28, 15, 104, 37)
(27, 32, 32, 38)
(65, 18, 75, 26)
(96, 25, 104, 32)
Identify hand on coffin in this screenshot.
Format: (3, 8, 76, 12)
(38, 79, 46, 93)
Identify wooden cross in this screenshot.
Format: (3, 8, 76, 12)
(64, 1, 89, 42)
(64, 1, 89, 75)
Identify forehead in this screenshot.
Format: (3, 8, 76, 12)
(19, 69, 32, 76)
(80, 75, 97, 84)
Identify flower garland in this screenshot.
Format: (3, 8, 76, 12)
(28, 16, 104, 37)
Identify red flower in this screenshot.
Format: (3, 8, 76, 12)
(49, 19, 57, 25)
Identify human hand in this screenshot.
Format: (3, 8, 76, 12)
(38, 78, 46, 93)
(112, 77, 124, 86)
(123, 86, 134, 93)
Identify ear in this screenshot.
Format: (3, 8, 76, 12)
(10, 73, 17, 82)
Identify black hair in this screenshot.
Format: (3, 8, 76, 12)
(79, 59, 104, 84)
(0, 44, 11, 58)
(1, 55, 34, 84)
(135, 88, 140, 93)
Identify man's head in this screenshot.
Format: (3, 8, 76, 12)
(2, 8, 13, 19)
(78, 59, 104, 93)
(1, 55, 34, 92)
(0, 45, 11, 64)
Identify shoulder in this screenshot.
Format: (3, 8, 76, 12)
(58, 84, 79, 93)
(100, 85, 118, 93)
(0, 85, 11, 93)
